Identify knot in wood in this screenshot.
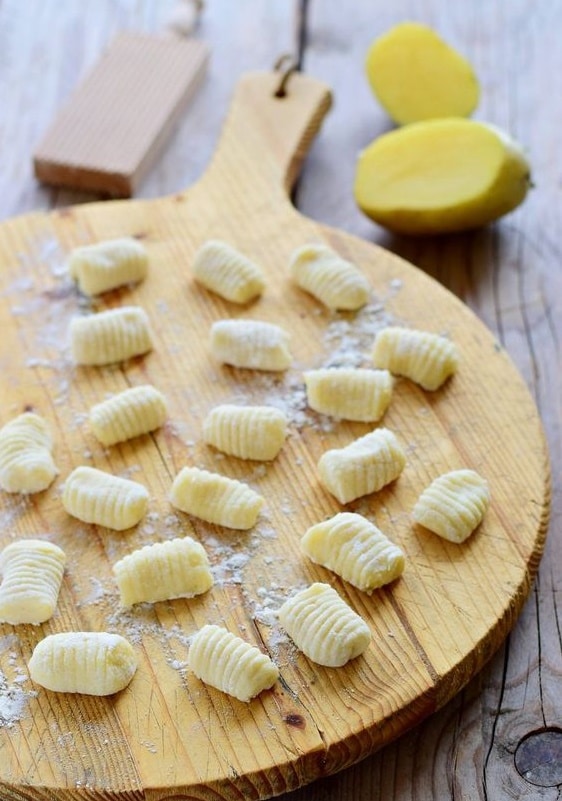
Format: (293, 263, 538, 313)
(514, 728, 562, 787)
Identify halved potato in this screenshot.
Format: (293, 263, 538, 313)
(366, 22, 479, 125)
(354, 118, 531, 235)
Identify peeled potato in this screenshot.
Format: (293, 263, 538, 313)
(354, 118, 531, 235)
(366, 22, 479, 125)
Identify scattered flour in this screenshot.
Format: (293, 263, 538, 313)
(0, 636, 37, 728)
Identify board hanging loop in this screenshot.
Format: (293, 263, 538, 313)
(273, 54, 299, 98)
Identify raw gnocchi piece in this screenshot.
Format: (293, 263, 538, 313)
(70, 306, 153, 366)
(188, 624, 279, 702)
(62, 466, 149, 531)
(304, 368, 393, 422)
(192, 240, 266, 303)
(372, 326, 459, 390)
(210, 319, 291, 371)
(413, 469, 491, 543)
(278, 583, 371, 667)
(0, 412, 58, 494)
(68, 237, 148, 296)
(169, 466, 264, 530)
(28, 632, 137, 695)
(301, 512, 405, 593)
(289, 243, 370, 310)
(203, 404, 287, 461)
(318, 427, 406, 504)
(0, 539, 66, 625)
(113, 536, 213, 607)
(89, 385, 167, 446)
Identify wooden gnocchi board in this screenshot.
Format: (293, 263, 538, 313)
(0, 71, 549, 800)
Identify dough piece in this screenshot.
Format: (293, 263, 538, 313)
(0, 412, 58, 494)
(210, 319, 291, 371)
(0, 539, 66, 625)
(68, 237, 148, 296)
(289, 243, 370, 310)
(318, 427, 406, 504)
(188, 624, 279, 702)
(28, 632, 137, 695)
(203, 404, 287, 461)
(301, 512, 405, 593)
(413, 468, 491, 543)
(113, 536, 213, 607)
(278, 583, 371, 667)
(372, 326, 459, 390)
(170, 466, 264, 530)
(62, 465, 149, 531)
(304, 367, 393, 422)
(89, 385, 167, 446)
(192, 240, 266, 303)
(70, 306, 153, 366)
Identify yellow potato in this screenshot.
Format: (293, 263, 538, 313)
(354, 118, 531, 235)
(366, 22, 479, 125)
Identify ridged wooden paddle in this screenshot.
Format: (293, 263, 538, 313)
(0, 70, 549, 801)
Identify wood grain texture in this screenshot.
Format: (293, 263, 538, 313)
(0, 1, 560, 800)
(0, 60, 549, 800)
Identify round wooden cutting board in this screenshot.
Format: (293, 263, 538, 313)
(0, 72, 550, 800)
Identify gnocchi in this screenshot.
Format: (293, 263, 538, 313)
(70, 306, 153, 366)
(62, 465, 149, 530)
(0, 539, 66, 625)
(304, 367, 393, 422)
(188, 624, 279, 702)
(68, 237, 148, 296)
(210, 319, 291, 371)
(170, 466, 264, 529)
(28, 632, 137, 695)
(318, 427, 406, 504)
(301, 512, 405, 593)
(192, 240, 266, 303)
(289, 243, 370, 310)
(372, 326, 459, 390)
(278, 582, 371, 667)
(203, 404, 287, 461)
(89, 384, 167, 446)
(113, 536, 213, 607)
(413, 469, 491, 543)
(0, 412, 58, 494)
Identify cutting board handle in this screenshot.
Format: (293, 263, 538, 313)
(195, 70, 333, 211)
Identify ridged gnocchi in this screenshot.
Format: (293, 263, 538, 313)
(89, 384, 167, 446)
(372, 326, 459, 390)
(203, 404, 287, 461)
(318, 427, 406, 504)
(70, 306, 153, 366)
(0, 412, 58, 494)
(210, 319, 291, 371)
(68, 237, 148, 296)
(289, 243, 370, 310)
(188, 624, 279, 702)
(62, 465, 149, 531)
(192, 240, 266, 303)
(0, 539, 66, 625)
(304, 367, 393, 422)
(413, 469, 491, 543)
(170, 466, 264, 530)
(113, 536, 213, 607)
(278, 583, 371, 667)
(301, 512, 405, 593)
(28, 632, 137, 695)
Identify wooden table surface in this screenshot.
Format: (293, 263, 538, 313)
(0, 1, 560, 799)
